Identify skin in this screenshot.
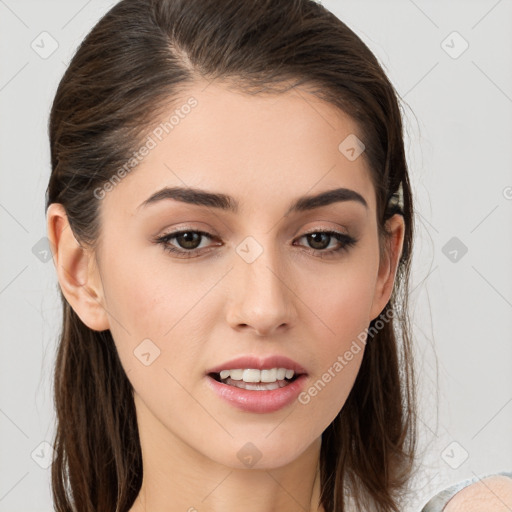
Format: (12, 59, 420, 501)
(444, 475, 512, 511)
(47, 80, 405, 512)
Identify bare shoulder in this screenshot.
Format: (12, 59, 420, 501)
(444, 475, 512, 511)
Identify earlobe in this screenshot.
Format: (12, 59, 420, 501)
(369, 214, 405, 321)
(46, 203, 110, 332)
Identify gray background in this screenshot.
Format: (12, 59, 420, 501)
(1, 0, 511, 510)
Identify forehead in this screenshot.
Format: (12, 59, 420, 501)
(101, 80, 376, 219)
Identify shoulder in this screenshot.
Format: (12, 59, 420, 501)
(420, 472, 512, 512)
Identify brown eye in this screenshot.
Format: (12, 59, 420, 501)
(174, 231, 202, 250)
(306, 232, 331, 250)
(294, 230, 358, 258)
(155, 229, 218, 258)
(154, 228, 357, 260)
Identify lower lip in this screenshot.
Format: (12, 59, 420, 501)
(206, 374, 308, 413)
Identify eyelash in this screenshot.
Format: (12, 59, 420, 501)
(154, 228, 358, 259)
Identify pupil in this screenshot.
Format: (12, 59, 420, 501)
(178, 232, 200, 249)
(309, 233, 328, 250)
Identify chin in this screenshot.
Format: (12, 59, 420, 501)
(204, 435, 315, 471)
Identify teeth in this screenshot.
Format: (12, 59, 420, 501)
(223, 378, 289, 391)
(262, 369, 277, 382)
(217, 367, 296, 383)
(229, 369, 243, 380)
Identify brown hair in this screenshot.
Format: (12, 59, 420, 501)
(46, 0, 417, 510)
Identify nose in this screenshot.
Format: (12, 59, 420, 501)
(226, 241, 296, 337)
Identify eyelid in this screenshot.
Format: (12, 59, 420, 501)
(300, 225, 350, 236)
(154, 224, 357, 259)
(155, 223, 351, 242)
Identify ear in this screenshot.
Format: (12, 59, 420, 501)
(46, 203, 110, 332)
(369, 214, 405, 321)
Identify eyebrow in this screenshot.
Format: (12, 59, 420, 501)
(137, 186, 368, 215)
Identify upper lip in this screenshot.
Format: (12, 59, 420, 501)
(206, 355, 308, 375)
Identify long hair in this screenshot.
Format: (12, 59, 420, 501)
(46, 0, 417, 510)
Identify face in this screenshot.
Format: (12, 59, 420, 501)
(54, 80, 403, 470)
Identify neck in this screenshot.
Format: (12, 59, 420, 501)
(129, 393, 325, 512)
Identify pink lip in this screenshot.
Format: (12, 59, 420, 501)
(204, 355, 308, 414)
(205, 373, 308, 413)
(205, 355, 308, 375)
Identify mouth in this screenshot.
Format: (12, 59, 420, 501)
(208, 371, 302, 390)
(205, 355, 308, 394)
(205, 369, 309, 413)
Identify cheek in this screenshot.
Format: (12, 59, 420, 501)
(101, 246, 220, 388)
(293, 259, 377, 415)
(102, 243, 201, 336)
(304, 256, 378, 341)
(101, 255, 208, 418)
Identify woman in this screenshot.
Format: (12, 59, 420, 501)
(44, 0, 510, 510)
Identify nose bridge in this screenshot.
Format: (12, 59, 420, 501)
(227, 234, 295, 334)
